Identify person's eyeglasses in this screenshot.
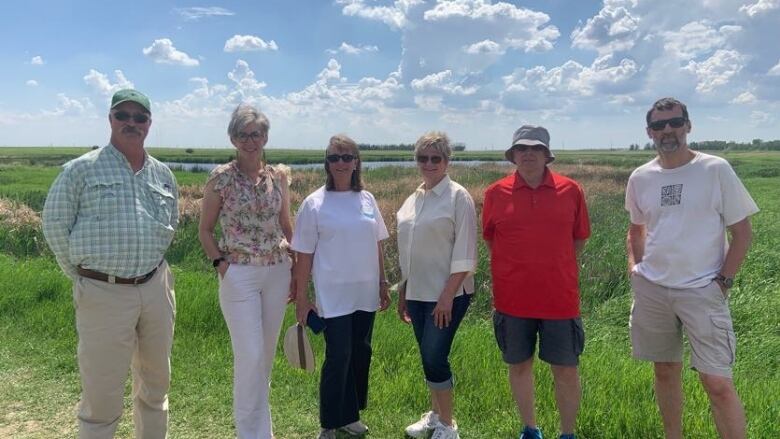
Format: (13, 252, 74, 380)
(648, 117, 687, 131)
(512, 144, 547, 153)
(113, 111, 149, 124)
(235, 131, 263, 143)
(416, 155, 444, 164)
(326, 154, 355, 163)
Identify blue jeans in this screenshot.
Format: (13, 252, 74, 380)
(406, 294, 471, 390)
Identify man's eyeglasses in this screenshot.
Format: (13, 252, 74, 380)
(512, 144, 547, 153)
(235, 131, 264, 143)
(113, 111, 149, 124)
(416, 155, 444, 164)
(326, 154, 355, 163)
(648, 117, 687, 131)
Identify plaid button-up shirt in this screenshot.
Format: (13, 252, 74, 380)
(42, 144, 179, 279)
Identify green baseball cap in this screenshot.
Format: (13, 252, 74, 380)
(111, 89, 151, 114)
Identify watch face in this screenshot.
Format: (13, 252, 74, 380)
(723, 278, 734, 288)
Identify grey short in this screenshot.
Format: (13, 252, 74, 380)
(492, 310, 585, 366)
(629, 274, 736, 378)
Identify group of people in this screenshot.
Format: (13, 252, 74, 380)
(41, 89, 758, 439)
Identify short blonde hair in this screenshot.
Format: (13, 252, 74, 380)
(228, 104, 270, 139)
(325, 134, 363, 192)
(414, 131, 451, 160)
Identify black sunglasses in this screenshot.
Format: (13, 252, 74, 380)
(113, 111, 150, 124)
(512, 144, 547, 153)
(326, 154, 355, 163)
(648, 117, 687, 131)
(416, 155, 444, 164)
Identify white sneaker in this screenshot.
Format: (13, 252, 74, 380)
(431, 422, 460, 439)
(340, 420, 369, 435)
(317, 429, 337, 439)
(405, 411, 440, 438)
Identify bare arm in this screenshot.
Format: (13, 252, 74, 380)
(278, 172, 293, 243)
(198, 179, 227, 275)
(720, 217, 753, 279)
(574, 239, 587, 260)
(293, 251, 315, 324)
(626, 223, 646, 274)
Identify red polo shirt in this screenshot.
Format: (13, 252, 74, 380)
(482, 169, 590, 319)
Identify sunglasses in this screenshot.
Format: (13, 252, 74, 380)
(512, 144, 547, 153)
(235, 131, 263, 143)
(326, 154, 355, 163)
(648, 117, 687, 131)
(113, 111, 149, 124)
(416, 155, 444, 164)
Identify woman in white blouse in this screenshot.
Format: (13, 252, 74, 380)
(291, 134, 391, 439)
(396, 132, 478, 439)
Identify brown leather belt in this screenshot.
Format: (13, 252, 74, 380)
(77, 264, 159, 285)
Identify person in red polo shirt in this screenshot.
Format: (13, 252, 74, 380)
(482, 125, 590, 439)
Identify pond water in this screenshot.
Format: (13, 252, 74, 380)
(165, 160, 500, 172)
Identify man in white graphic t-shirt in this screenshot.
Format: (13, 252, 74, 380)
(625, 97, 758, 439)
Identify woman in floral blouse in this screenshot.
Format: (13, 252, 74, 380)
(198, 104, 294, 439)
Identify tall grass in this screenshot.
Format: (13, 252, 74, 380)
(1, 153, 778, 438)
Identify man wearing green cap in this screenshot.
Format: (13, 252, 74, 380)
(43, 89, 179, 439)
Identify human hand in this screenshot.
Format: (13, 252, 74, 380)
(397, 293, 411, 324)
(295, 300, 316, 326)
(432, 293, 454, 329)
(217, 261, 229, 279)
(379, 284, 391, 311)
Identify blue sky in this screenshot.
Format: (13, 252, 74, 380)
(2, 0, 779, 150)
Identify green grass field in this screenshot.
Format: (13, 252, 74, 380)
(0, 150, 778, 438)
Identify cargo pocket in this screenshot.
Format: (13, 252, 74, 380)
(710, 314, 736, 365)
(492, 311, 507, 353)
(572, 318, 585, 356)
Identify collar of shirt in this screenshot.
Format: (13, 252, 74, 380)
(512, 168, 554, 191)
(416, 174, 451, 196)
(107, 143, 150, 175)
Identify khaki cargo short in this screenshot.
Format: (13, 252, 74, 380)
(629, 274, 736, 378)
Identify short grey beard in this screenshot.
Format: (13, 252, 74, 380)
(657, 138, 679, 153)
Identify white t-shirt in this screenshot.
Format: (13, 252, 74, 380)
(625, 152, 759, 288)
(291, 186, 389, 318)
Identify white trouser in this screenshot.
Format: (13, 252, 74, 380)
(219, 261, 291, 439)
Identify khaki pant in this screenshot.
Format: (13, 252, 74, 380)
(73, 261, 176, 439)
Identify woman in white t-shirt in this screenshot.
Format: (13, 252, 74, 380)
(291, 134, 391, 439)
(396, 132, 477, 439)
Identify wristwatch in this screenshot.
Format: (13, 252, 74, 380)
(714, 274, 733, 289)
(212, 256, 225, 268)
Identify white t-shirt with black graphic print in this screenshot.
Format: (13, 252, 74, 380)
(292, 186, 389, 318)
(625, 152, 759, 289)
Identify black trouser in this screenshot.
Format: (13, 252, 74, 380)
(320, 310, 375, 429)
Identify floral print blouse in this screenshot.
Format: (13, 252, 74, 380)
(207, 161, 291, 266)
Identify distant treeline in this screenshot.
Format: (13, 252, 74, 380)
(627, 139, 780, 151)
(358, 143, 466, 151)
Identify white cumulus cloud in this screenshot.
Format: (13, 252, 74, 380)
(335, 0, 415, 29)
(663, 21, 741, 60)
(571, 6, 640, 54)
(739, 0, 779, 17)
(731, 91, 757, 104)
(327, 42, 379, 55)
(411, 70, 478, 95)
(83, 69, 134, 96)
(174, 6, 235, 21)
(142, 39, 199, 66)
(31, 56, 44, 65)
(224, 35, 279, 52)
(683, 49, 744, 93)
(26, 80, 38, 87)
(769, 59, 780, 75)
(464, 39, 503, 54)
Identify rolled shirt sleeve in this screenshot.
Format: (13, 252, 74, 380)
(450, 189, 477, 274)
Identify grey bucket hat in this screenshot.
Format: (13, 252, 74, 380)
(505, 125, 555, 164)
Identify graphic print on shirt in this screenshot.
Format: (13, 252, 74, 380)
(660, 184, 683, 207)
